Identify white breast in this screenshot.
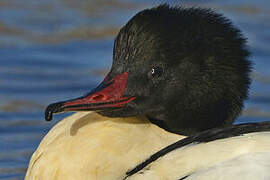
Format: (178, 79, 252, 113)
(25, 112, 183, 180)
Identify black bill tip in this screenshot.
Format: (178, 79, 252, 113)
(45, 102, 65, 121)
(45, 110, 53, 121)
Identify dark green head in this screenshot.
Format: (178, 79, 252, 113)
(46, 5, 251, 135)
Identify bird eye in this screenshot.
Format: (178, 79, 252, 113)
(151, 66, 163, 78)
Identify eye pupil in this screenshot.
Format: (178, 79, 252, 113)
(151, 66, 163, 77)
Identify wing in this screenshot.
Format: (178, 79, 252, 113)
(126, 122, 270, 180)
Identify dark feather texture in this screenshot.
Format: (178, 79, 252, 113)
(100, 4, 251, 135)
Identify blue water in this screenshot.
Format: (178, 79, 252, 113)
(0, 0, 269, 179)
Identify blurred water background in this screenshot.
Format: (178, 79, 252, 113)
(0, 0, 269, 179)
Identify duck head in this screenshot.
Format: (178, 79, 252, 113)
(45, 5, 251, 135)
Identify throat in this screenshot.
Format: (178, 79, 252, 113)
(147, 116, 172, 133)
(146, 114, 201, 136)
(146, 100, 236, 136)
(147, 113, 232, 136)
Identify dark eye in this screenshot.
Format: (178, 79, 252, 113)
(151, 66, 163, 78)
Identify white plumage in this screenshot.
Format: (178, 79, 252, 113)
(25, 112, 182, 180)
(127, 132, 270, 179)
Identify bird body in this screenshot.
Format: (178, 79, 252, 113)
(26, 112, 270, 180)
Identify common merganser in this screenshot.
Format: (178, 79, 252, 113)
(25, 4, 270, 180)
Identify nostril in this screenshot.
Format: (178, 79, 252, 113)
(91, 94, 105, 101)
